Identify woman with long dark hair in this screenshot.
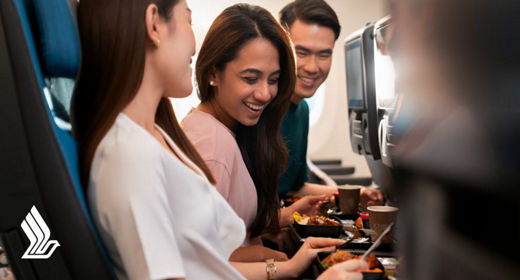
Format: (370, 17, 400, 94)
(182, 3, 327, 262)
(73, 0, 244, 278)
(73, 0, 363, 279)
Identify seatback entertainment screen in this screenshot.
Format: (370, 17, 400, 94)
(346, 39, 365, 110)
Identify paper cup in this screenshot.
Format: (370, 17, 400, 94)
(367, 206, 398, 243)
(337, 186, 361, 215)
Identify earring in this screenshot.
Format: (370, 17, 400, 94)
(209, 81, 215, 86)
(155, 39, 160, 47)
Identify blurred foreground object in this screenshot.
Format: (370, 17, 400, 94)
(390, 0, 520, 279)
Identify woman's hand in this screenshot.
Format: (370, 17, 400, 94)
(316, 259, 368, 280)
(291, 194, 328, 215)
(284, 237, 344, 278)
(280, 195, 328, 227)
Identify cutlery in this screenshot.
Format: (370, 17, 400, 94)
(361, 222, 394, 260)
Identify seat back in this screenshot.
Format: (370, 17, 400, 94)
(0, 0, 113, 278)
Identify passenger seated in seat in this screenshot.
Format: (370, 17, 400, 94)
(277, 0, 384, 206)
(72, 0, 365, 279)
(182, 3, 327, 263)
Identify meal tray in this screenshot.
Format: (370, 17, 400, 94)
(293, 217, 343, 238)
(317, 251, 386, 280)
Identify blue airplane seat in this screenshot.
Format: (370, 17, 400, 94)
(0, 0, 114, 278)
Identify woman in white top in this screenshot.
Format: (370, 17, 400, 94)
(72, 0, 366, 279)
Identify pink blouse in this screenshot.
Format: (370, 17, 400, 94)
(182, 109, 260, 246)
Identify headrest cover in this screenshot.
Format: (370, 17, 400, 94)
(33, 0, 80, 78)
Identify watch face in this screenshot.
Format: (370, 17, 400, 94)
(266, 259, 277, 280)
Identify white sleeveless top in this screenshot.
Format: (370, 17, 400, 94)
(88, 113, 246, 280)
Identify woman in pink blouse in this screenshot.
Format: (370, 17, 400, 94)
(182, 4, 327, 262)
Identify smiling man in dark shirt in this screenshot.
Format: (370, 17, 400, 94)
(278, 0, 384, 206)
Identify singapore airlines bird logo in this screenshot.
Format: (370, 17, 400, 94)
(21, 206, 60, 259)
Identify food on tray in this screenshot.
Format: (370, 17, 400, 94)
(352, 229, 363, 240)
(321, 250, 356, 268)
(293, 211, 341, 226)
(359, 267, 383, 273)
(362, 253, 381, 270)
(355, 217, 364, 229)
(343, 220, 370, 243)
(321, 250, 382, 271)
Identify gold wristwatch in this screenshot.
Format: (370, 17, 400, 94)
(265, 258, 277, 280)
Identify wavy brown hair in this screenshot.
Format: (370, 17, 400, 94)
(196, 4, 295, 237)
(73, 0, 215, 188)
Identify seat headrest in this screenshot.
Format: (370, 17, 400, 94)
(33, 0, 80, 78)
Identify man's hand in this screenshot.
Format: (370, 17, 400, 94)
(359, 187, 384, 207)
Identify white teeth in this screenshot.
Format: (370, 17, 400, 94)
(299, 76, 316, 83)
(244, 102, 264, 111)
